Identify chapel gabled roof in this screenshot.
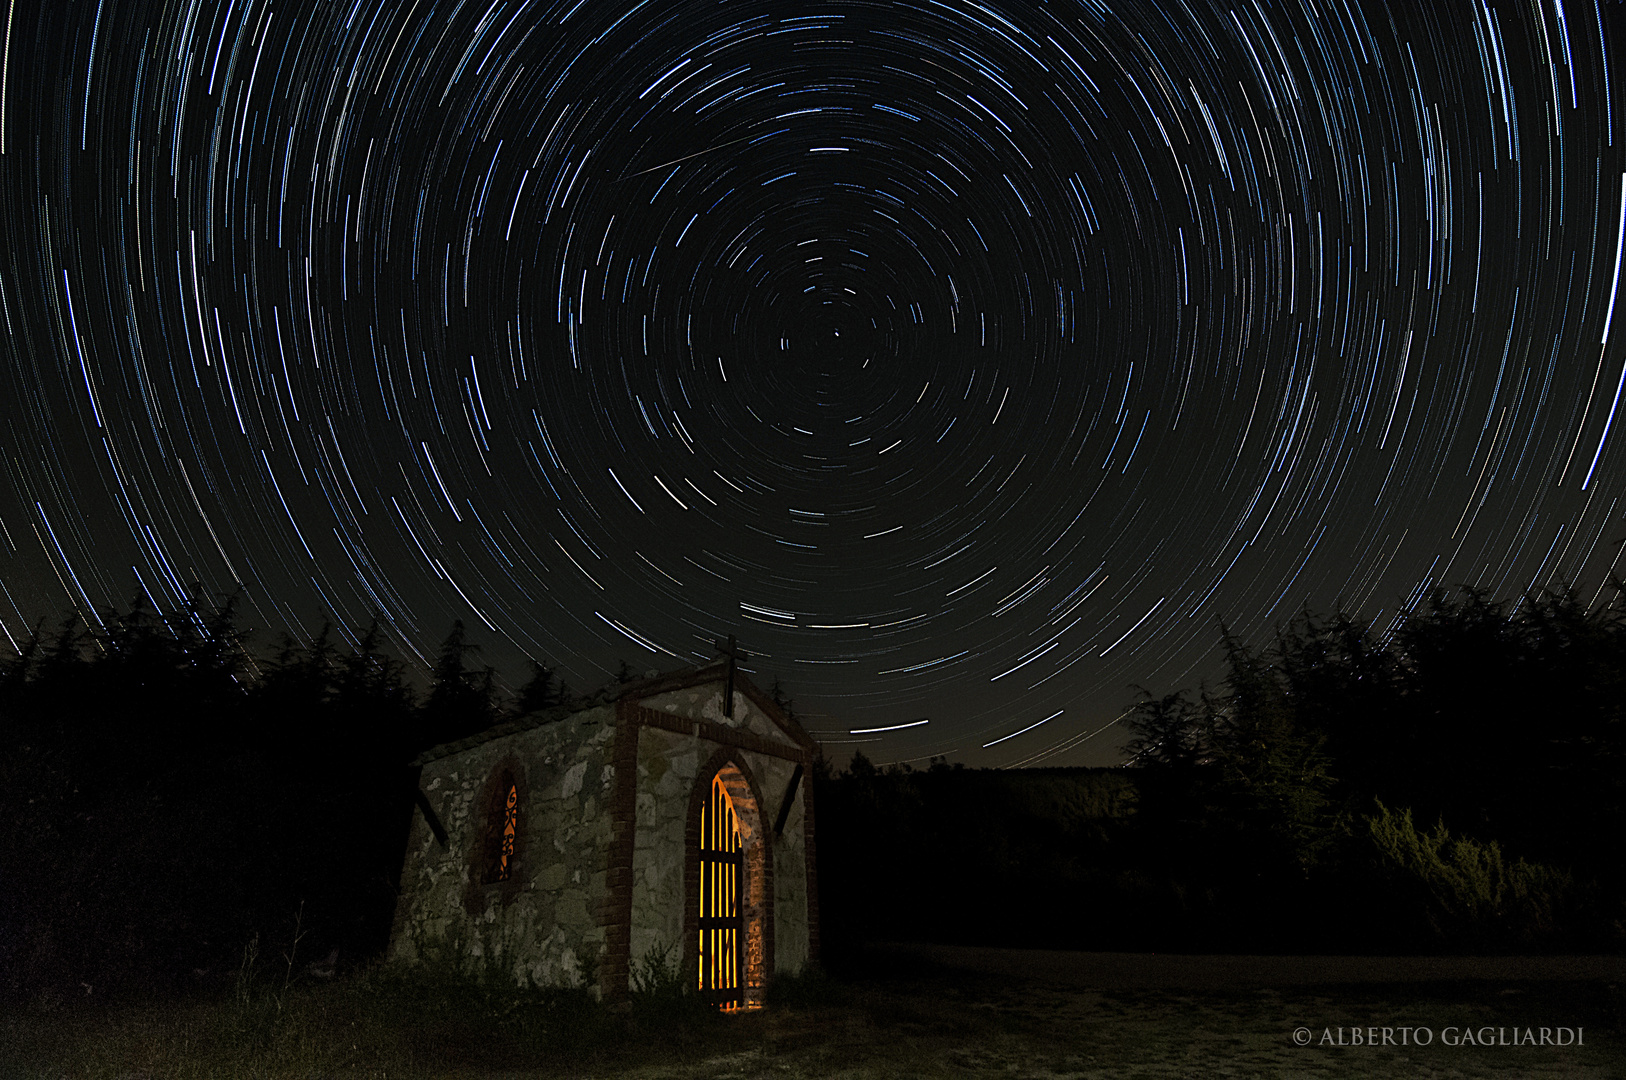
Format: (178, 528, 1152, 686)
(409, 659, 818, 767)
(615, 659, 819, 754)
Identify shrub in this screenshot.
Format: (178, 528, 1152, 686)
(1366, 800, 1573, 946)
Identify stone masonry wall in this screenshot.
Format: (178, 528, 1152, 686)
(628, 686, 810, 983)
(389, 705, 618, 992)
(390, 679, 815, 998)
(627, 724, 700, 983)
(640, 684, 776, 736)
(770, 765, 810, 974)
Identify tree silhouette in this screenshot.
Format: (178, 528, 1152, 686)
(514, 659, 562, 714)
(0, 596, 450, 1000)
(422, 620, 499, 743)
(1123, 688, 1208, 770)
(769, 675, 796, 719)
(1122, 583, 1626, 949)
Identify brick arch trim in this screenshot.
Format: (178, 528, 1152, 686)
(601, 698, 814, 1001)
(685, 746, 775, 1005)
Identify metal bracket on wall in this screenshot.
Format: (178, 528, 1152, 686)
(415, 788, 450, 848)
(773, 763, 804, 837)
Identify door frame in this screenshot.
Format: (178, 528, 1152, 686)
(685, 749, 774, 1007)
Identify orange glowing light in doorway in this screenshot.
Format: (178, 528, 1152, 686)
(697, 773, 743, 1008)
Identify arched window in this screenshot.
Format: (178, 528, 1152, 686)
(484, 771, 519, 884)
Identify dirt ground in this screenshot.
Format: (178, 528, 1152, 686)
(602, 945, 1624, 1080)
(5, 947, 1623, 1079)
(874, 941, 1626, 989)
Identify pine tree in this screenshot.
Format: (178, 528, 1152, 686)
(515, 659, 560, 714)
(423, 620, 499, 741)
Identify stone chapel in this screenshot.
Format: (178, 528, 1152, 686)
(388, 659, 820, 1007)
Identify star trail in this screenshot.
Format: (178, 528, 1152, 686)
(1, 0, 1623, 765)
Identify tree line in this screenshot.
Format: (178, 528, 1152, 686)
(5, 582, 1621, 1004)
(814, 585, 1625, 956)
(0, 594, 569, 1003)
(1118, 584, 1624, 952)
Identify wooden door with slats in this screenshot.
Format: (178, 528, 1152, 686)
(696, 773, 744, 1007)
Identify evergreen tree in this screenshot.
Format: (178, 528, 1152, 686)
(769, 675, 796, 719)
(422, 620, 499, 742)
(1208, 631, 1337, 875)
(515, 659, 561, 714)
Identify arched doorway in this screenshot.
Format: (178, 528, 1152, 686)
(696, 771, 743, 1006)
(691, 761, 769, 1008)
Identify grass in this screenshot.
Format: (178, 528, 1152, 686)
(3, 952, 1622, 1078)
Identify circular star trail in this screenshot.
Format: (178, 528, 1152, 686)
(2, 0, 1624, 764)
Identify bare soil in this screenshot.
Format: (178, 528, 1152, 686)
(5, 947, 1622, 1079)
(875, 942, 1626, 989)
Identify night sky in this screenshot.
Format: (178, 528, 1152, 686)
(2, 0, 1623, 766)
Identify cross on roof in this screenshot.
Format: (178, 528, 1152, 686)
(713, 634, 747, 719)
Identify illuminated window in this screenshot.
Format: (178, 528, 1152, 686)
(696, 772, 743, 1008)
(484, 773, 518, 884)
(498, 783, 517, 881)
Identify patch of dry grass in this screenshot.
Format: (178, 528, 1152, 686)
(3, 958, 1621, 1079)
